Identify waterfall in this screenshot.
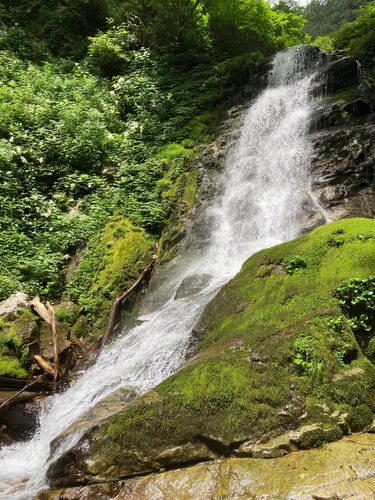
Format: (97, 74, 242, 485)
(0, 45, 324, 500)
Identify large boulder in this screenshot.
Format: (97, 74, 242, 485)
(47, 218, 375, 487)
(0, 292, 30, 321)
(38, 433, 375, 499)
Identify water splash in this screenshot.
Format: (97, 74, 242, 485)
(0, 45, 324, 500)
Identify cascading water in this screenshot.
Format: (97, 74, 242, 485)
(0, 45, 327, 500)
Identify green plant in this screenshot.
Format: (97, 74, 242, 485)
(348, 314, 371, 332)
(333, 343, 350, 367)
(327, 316, 343, 331)
(336, 276, 375, 308)
(285, 255, 306, 275)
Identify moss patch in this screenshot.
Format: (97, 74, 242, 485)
(0, 327, 30, 379)
(68, 216, 154, 340)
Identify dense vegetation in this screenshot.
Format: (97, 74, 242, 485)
(0, 0, 309, 322)
(313, 1, 375, 82)
(302, 0, 371, 41)
(0, 0, 373, 333)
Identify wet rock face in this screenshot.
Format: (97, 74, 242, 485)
(38, 433, 375, 500)
(309, 118, 375, 220)
(305, 51, 375, 222)
(174, 274, 212, 300)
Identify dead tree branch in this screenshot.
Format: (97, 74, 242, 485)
(34, 355, 55, 377)
(101, 259, 155, 348)
(0, 375, 44, 410)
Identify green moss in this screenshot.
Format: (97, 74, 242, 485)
(347, 404, 373, 432)
(54, 302, 81, 327)
(71, 315, 89, 339)
(0, 329, 30, 379)
(184, 171, 199, 207)
(198, 218, 375, 351)
(92, 219, 375, 467)
(0, 355, 29, 379)
(68, 216, 154, 337)
(102, 351, 290, 459)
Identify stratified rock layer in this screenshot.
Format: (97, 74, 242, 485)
(38, 433, 375, 500)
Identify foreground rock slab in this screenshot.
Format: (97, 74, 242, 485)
(38, 433, 375, 500)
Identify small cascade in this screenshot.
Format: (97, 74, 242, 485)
(0, 45, 326, 500)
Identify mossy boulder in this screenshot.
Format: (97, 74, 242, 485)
(0, 326, 31, 379)
(40, 434, 375, 500)
(71, 316, 89, 339)
(47, 218, 375, 486)
(54, 302, 80, 327)
(69, 217, 155, 340)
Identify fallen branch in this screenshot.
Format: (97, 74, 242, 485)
(68, 331, 87, 354)
(0, 375, 44, 410)
(30, 294, 52, 324)
(62, 349, 73, 392)
(34, 355, 55, 377)
(48, 305, 60, 392)
(101, 259, 155, 348)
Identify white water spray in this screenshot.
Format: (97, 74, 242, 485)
(0, 45, 325, 499)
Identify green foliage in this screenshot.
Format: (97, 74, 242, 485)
(303, 0, 370, 41)
(285, 255, 306, 274)
(293, 335, 326, 381)
(207, 0, 309, 55)
(312, 3, 375, 81)
(327, 316, 343, 331)
(336, 275, 375, 334)
(0, 272, 19, 300)
(87, 24, 137, 76)
(0, 0, 115, 60)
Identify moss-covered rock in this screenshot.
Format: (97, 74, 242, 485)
(54, 302, 81, 327)
(47, 218, 375, 486)
(40, 433, 375, 500)
(69, 217, 155, 340)
(0, 325, 30, 379)
(71, 316, 89, 339)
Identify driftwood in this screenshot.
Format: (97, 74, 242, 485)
(30, 294, 53, 324)
(0, 375, 43, 410)
(34, 355, 55, 377)
(31, 295, 87, 356)
(101, 258, 155, 348)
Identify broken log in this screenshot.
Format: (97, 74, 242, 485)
(0, 375, 44, 410)
(101, 258, 155, 348)
(34, 355, 55, 377)
(30, 294, 52, 324)
(68, 330, 87, 354)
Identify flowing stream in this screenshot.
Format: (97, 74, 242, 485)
(0, 45, 327, 499)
